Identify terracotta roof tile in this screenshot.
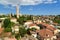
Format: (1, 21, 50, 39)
(36, 29, 54, 38)
(57, 38, 60, 40)
(27, 20, 32, 22)
(29, 24, 36, 27)
(0, 28, 4, 34)
(39, 23, 56, 31)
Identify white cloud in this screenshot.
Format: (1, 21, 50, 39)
(0, 0, 58, 6)
(44, 0, 57, 4)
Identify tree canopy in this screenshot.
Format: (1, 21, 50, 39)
(17, 15, 33, 25)
(3, 18, 11, 28)
(19, 27, 27, 37)
(3, 18, 14, 32)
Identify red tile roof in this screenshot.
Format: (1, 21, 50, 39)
(57, 38, 60, 40)
(0, 28, 4, 34)
(9, 37, 17, 40)
(4, 32, 11, 37)
(39, 23, 56, 31)
(36, 29, 54, 38)
(29, 24, 36, 27)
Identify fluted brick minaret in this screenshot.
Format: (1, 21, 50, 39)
(16, 4, 19, 18)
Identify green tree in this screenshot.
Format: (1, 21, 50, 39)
(0, 15, 7, 18)
(4, 28, 12, 32)
(53, 19, 60, 24)
(19, 27, 27, 37)
(17, 15, 33, 25)
(15, 34, 20, 40)
(17, 16, 27, 25)
(3, 18, 14, 32)
(27, 28, 31, 35)
(3, 18, 11, 28)
(53, 15, 60, 24)
(26, 15, 33, 20)
(30, 28, 37, 31)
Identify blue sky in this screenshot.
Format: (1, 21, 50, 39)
(0, 0, 60, 15)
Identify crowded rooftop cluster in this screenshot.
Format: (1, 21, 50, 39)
(0, 14, 60, 40)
